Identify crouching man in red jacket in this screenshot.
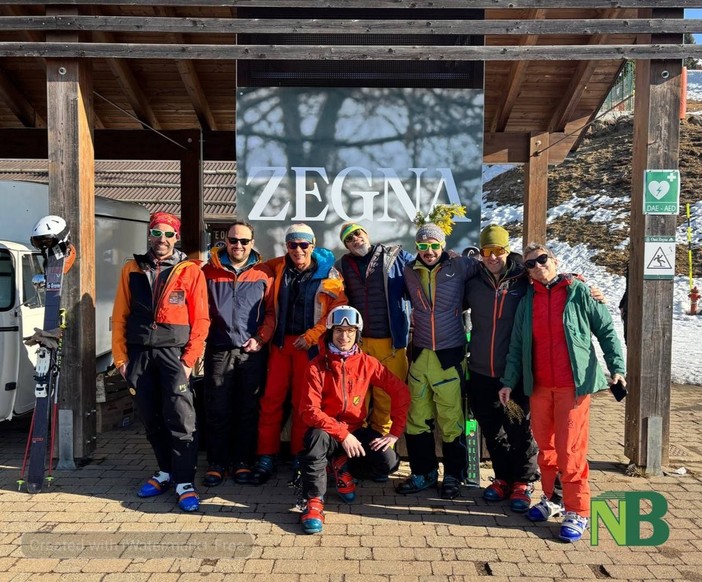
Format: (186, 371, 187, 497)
(297, 306, 411, 534)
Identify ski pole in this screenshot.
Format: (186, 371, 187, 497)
(687, 203, 693, 292)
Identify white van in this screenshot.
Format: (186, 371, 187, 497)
(0, 181, 150, 421)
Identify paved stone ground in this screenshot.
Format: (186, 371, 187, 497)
(0, 385, 700, 582)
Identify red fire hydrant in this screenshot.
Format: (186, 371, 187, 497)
(690, 286, 701, 315)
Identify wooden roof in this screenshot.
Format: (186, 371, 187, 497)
(0, 2, 696, 165)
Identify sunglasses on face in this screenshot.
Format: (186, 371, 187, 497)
(149, 229, 177, 239)
(287, 241, 311, 250)
(480, 246, 507, 258)
(344, 229, 364, 244)
(227, 237, 251, 246)
(416, 242, 442, 251)
(524, 253, 550, 269)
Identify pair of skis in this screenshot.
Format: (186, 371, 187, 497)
(18, 241, 72, 494)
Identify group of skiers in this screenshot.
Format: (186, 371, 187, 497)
(110, 211, 626, 543)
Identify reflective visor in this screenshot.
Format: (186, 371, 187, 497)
(329, 307, 362, 328)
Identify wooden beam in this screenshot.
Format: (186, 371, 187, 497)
(180, 134, 205, 259)
(1, 15, 700, 36)
(92, 30, 161, 130)
(548, 9, 622, 132)
(624, 8, 680, 470)
(0, 128, 228, 159)
(1, 1, 699, 9)
(46, 56, 97, 462)
(0, 41, 700, 61)
(0, 66, 46, 127)
(490, 8, 544, 133)
(154, 6, 217, 131)
(522, 131, 549, 249)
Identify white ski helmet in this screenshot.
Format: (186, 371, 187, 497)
(326, 306, 363, 333)
(30, 215, 70, 251)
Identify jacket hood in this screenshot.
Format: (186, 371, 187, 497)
(311, 247, 337, 279)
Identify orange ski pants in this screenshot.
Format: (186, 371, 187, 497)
(530, 384, 591, 517)
(257, 335, 311, 456)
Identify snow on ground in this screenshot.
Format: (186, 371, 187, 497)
(481, 192, 702, 386)
(688, 69, 702, 102)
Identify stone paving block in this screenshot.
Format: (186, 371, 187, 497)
(519, 563, 565, 577)
(359, 560, 407, 575)
(241, 559, 274, 573)
(271, 559, 323, 574)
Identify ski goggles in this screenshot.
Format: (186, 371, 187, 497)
(328, 307, 362, 328)
(227, 237, 251, 246)
(416, 242, 442, 251)
(149, 229, 177, 239)
(480, 246, 508, 257)
(286, 241, 311, 250)
(524, 253, 550, 269)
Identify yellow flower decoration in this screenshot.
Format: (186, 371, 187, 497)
(413, 204, 467, 237)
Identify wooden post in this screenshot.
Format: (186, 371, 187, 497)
(625, 8, 681, 468)
(46, 57, 96, 462)
(522, 131, 549, 249)
(180, 131, 205, 260)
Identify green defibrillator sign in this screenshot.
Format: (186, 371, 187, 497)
(643, 170, 680, 215)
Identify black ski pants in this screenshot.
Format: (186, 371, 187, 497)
(203, 345, 267, 468)
(468, 371, 540, 484)
(301, 427, 400, 499)
(126, 345, 198, 485)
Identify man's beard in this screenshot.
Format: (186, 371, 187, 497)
(352, 243, 371, 257)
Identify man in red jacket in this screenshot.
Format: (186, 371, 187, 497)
(297, 306, 410, 534)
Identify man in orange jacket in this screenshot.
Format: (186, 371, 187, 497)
(112, 212, 209, 512)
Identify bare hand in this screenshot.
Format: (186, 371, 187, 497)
(293, 336, 310, 350)
(243, 336, 262, 353)
(590, 286, 607, 303)
(342, 433, 366, 458)
(498, 387, 512, 406)
(612, 373, 626, 386)
(118, 363, 127, 380)
(182, 362, 192, 379)
(369, 435, 398, 452)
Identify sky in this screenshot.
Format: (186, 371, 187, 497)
(685, 9, 702, 45)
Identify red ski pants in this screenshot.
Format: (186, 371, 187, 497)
(257, 335, 311, 456)
(530, 384, 591, 517)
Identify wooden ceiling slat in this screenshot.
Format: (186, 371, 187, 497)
(0, 16, 699, 36)
(0, 42, 697, 60)
(1, 0, 698, 8)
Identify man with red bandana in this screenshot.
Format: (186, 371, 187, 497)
(112, 212, 209, 512)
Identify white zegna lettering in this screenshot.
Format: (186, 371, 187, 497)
(247, 167, 288, 220)
(247, 165, 469, 222)
(330, 167, 378, 221)
(292, 167, 329, 221)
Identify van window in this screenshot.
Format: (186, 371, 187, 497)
(22, 253, 45, 306)
(0, 250, 15, 311)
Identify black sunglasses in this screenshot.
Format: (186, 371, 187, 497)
(344, 229, 364, 244)
(149, 229, 177, 239)
(227, 237, 251, 246)
(287, 241, 311, 250)
(524, 253, 549, 269)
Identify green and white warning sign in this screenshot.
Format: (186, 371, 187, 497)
(644, 236, 676, 280)
(643, 170, 680, 215)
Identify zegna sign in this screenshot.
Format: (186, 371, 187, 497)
(246, 166, 468, 223)
(236, 87, 484, 259)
